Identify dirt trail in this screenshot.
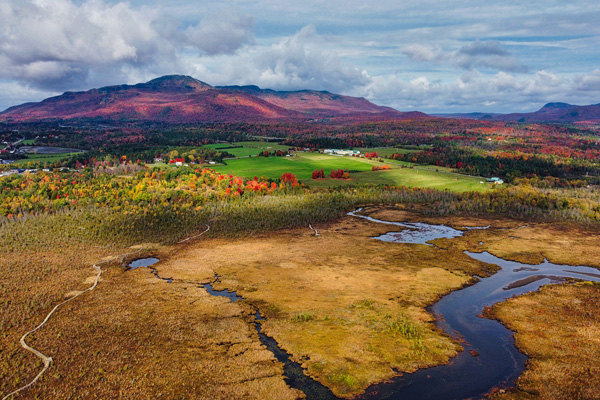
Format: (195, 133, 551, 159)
(1, 260, 108, 400)
(1, 226, 211, 399)
(2, 225, 210, 400)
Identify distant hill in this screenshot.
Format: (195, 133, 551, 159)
(433, 112, 502, 120)
(437, 102, 600, 124)
(0, 75, 426, 123)
(491, 102, 600, 124)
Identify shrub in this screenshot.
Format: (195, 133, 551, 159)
(312, 169, 325, 179)
(331, 169, 344, 179)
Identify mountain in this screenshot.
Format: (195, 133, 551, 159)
(438, 102, 600, 124)
(0, 75, 425, 123)
(433, 112, 502, 120)
(491, 102, 600, 124)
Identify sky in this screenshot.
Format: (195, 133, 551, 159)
(1, 0, 599, 113)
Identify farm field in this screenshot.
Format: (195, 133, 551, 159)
(353, 147, 421, 157)
(9, 146, 85, 167)
(211, 152, 491, 192)
(205, 143, 420, 159)
(204, 141, 290, 158)
(11, 152, 82, 167)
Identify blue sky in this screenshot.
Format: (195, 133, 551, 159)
(1, 0, 599, 113)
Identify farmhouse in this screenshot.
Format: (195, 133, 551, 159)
(486, 177, 504, 184)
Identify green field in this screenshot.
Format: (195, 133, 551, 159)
(353, 147, 420, 157)
(11, 152, 80, 167)
(206, 142, 421, 160)
(204, 141, 290, 158)
(212, 152, 491, 192)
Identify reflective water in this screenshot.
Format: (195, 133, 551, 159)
(126, 257, 172, 283)
(348, 208, 467, 245)
(351, 211, 600, 400)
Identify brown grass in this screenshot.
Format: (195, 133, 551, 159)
(155, 213, 498, 397)
(2, 206, 599, 399)
(0, 243, 301, 399)
(488, 282, 600, 400)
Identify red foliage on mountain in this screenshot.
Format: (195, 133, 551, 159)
(0, 75, 426, 123)
(480, 102, 600, 124)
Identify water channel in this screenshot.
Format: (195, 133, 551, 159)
(350, 209, 600, 400)
(127, 211, 600, 399)
(126, 262, 337, 399)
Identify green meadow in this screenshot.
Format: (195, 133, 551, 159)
(11, 152, 82, 167)
(204, 141, 290, 158)
(212, 152, 491, 192)
(353, 147, 421, 157)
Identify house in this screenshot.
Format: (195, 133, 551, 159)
(486, 177, 504, 184)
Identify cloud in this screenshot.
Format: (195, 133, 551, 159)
(184, 9, 255, 55)
(454, 41, 528, 73)
(361, 69, 600, 113)
(573, 69, 600, 92)
(191, 25, 371, 94)
(457, 40, 509, 57)
(0, 0, 254, 91)
(402, 45, 444, 63)
(522, 70, 565, 96)
(403, 40, 528, 73)
(0, 80, 60, 110)
(1, 0, 599, 113)
(251, 25, 370, 92)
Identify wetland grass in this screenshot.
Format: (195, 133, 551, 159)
(489, 282, 600, 400)
(2, 166, 599, 399)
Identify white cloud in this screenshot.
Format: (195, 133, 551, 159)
(522, 70, 565, 96)
(184, 9, 255, 55)
(0, 0, 254, 91)
(1, 0, 600, 113)
(361, 69, 600, 113)
(403, 40, 528, 73)
(402, 45, 444, 63)
(0, 80, 60, 110)
(189, 25, 371, 93)
(573, 69, 600, 92)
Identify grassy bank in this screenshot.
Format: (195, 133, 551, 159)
(163, 213, 490, 397)
(489, 282, 600, 400)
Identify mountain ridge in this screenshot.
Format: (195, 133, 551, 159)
(0, 75, 425, 123)
(437, 102, 600, 124)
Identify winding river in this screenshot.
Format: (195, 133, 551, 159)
(350, 210, 600, 400)
(127, 211, 600, 400)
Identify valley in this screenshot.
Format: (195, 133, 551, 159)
(1, 76, 599, 400)
(2, 206, 599, 399)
